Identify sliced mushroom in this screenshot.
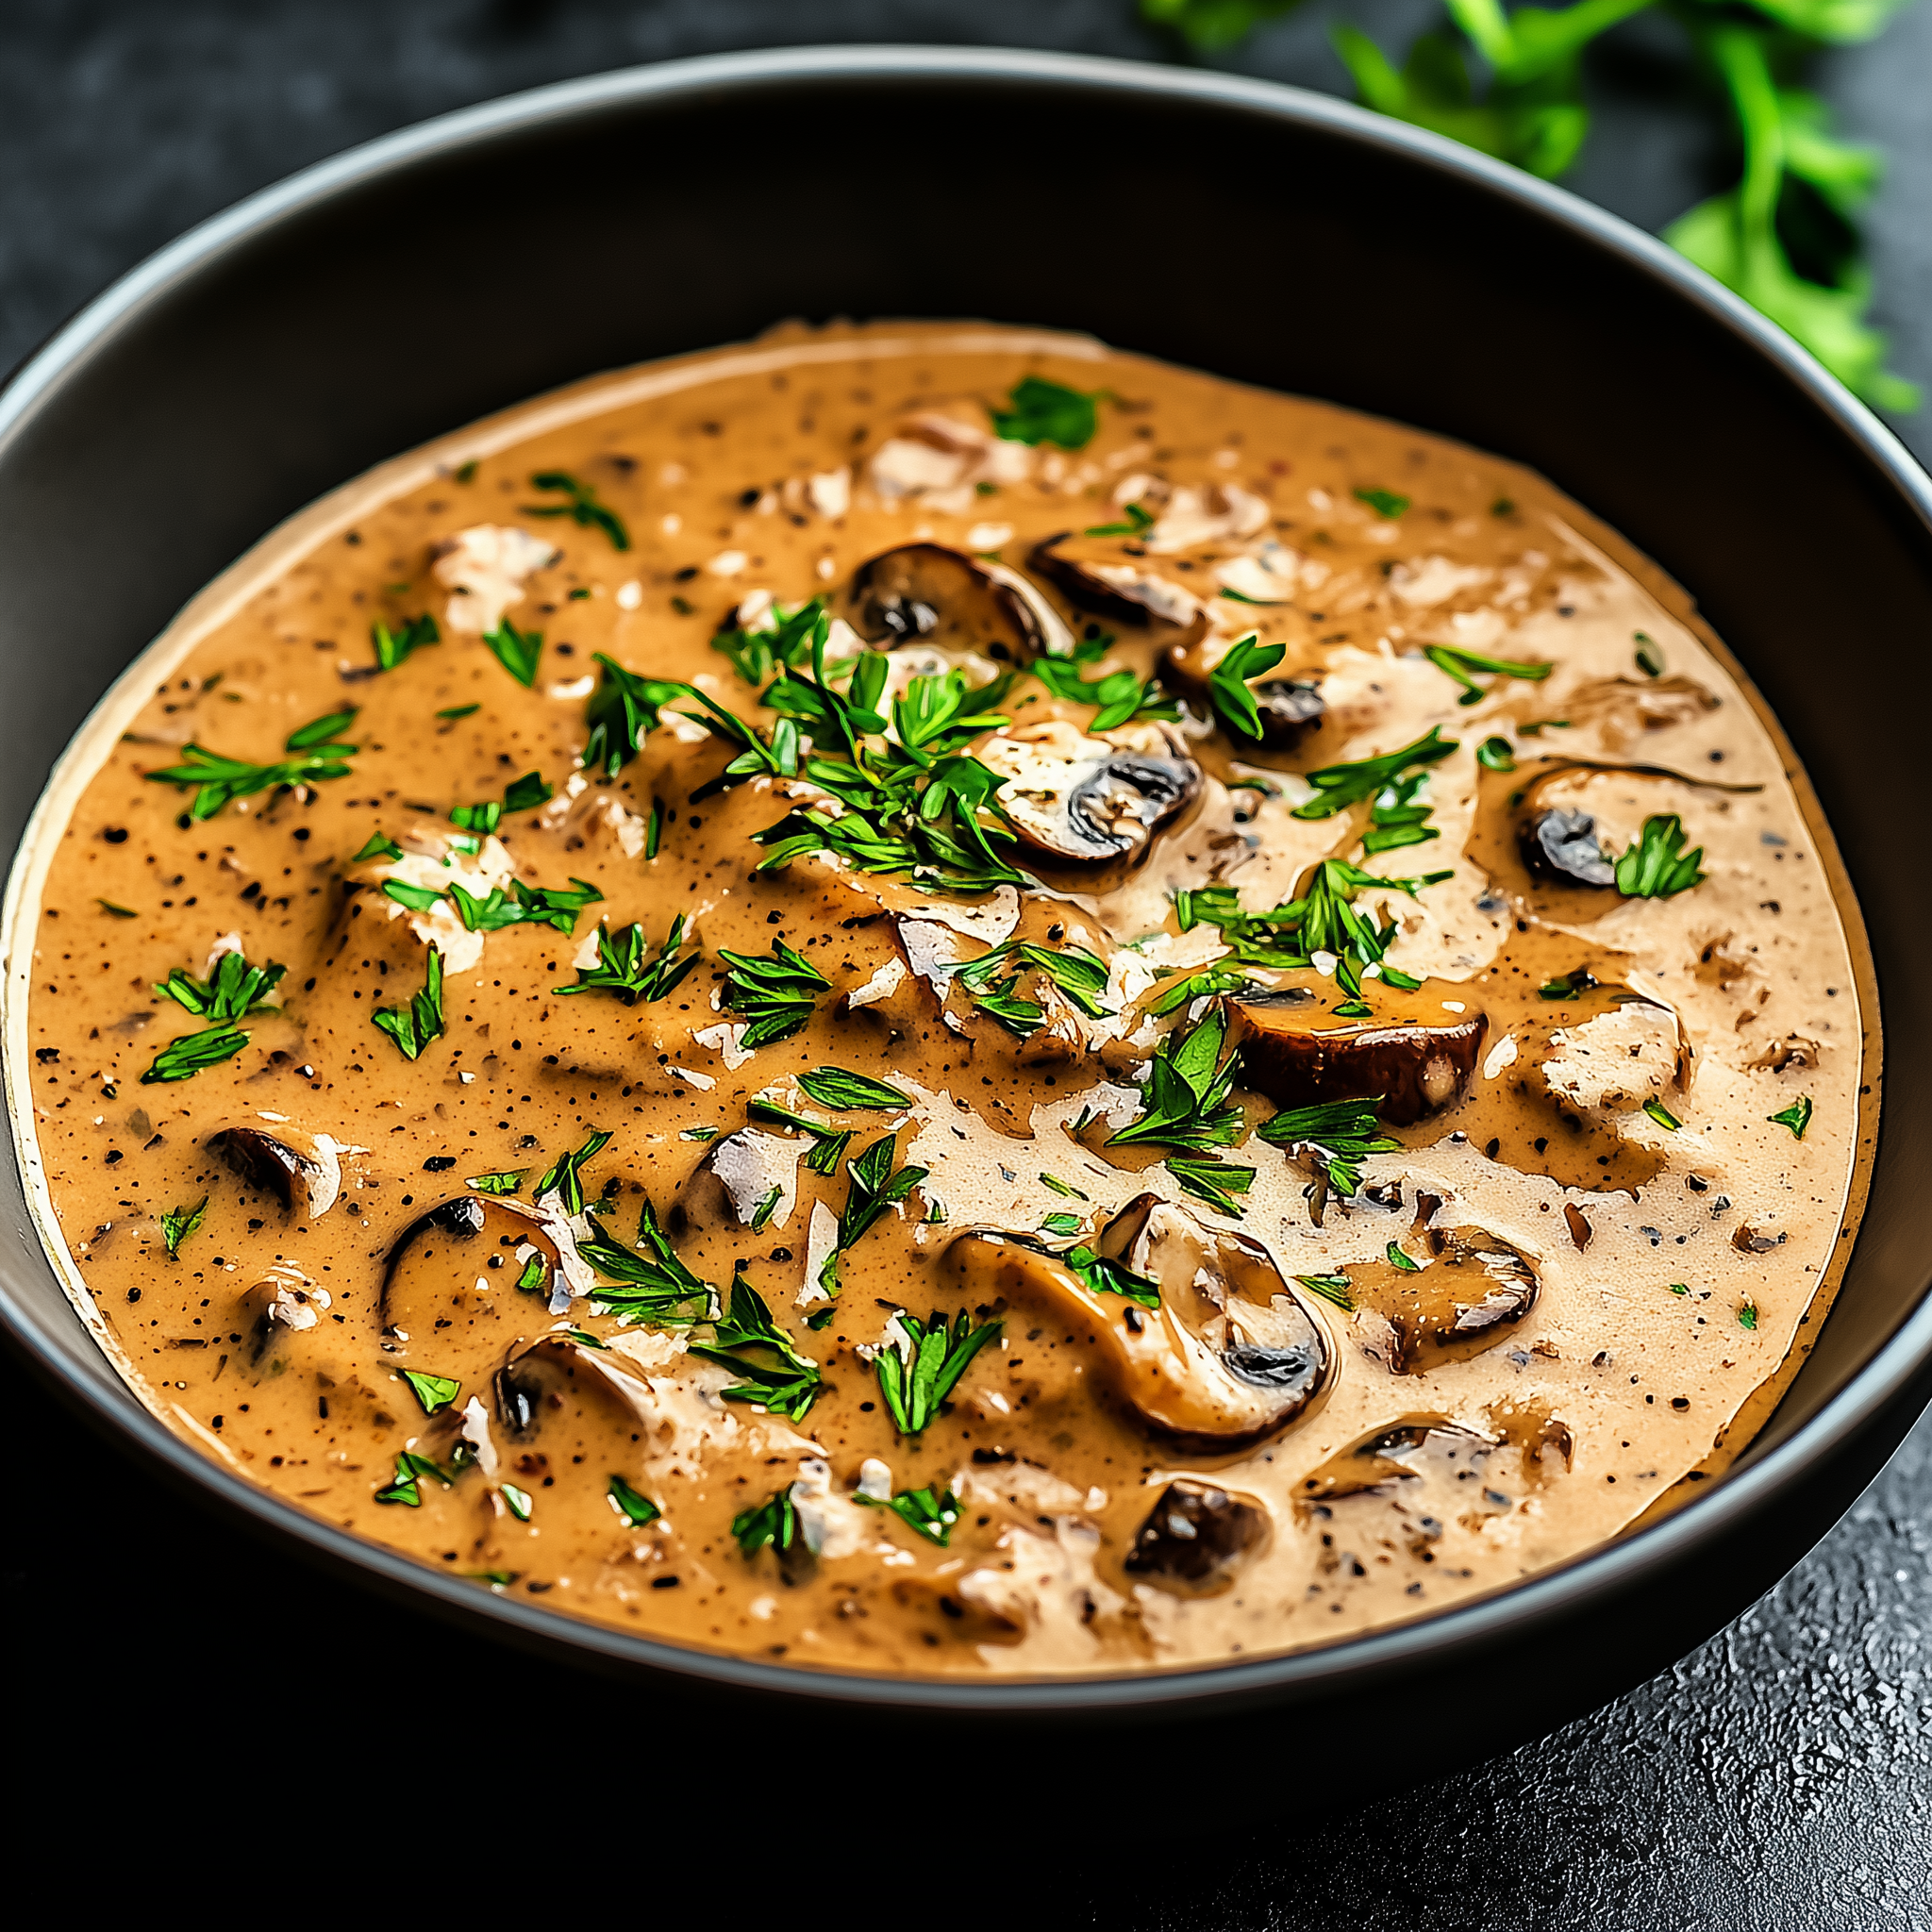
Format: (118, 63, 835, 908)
(493, 1333, 653, 1437)
(1166, 633, 1327, 749)
(1224, 988, 1486, 1126)
(208, 1123, 345, 1218)
(1350, 1221, 1541, 1374)
(237, 1267, 330, 1366)
(943, 1194, 1329, 1452)
(1519, 806, 1616, 888)
(1124, 1479, 1271, 1594)
(847, 543, 1048, 662)
(1296, 1418, 1501, 1512)
(379, 1195, 564, 1379)
(669, 1127, 801, 1240)
(1028, 533, 1207, 635)
(977, 720, 1200, 866)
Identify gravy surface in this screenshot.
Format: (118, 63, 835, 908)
(8, 323, 1874, 1676)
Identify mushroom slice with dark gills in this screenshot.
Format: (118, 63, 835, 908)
(1344, 1219, 1541, 1374)
(208, 1121, 351, 1218)
(1224, 985, 1486, 1126)
(847, 542, 1073, 662)
(1163, 633, 1327, 751)
(943, 1192, 1329, 1452)
(977, 720, 1200, 867)
(669, 1126, 802, 1241)
(237, 1266, 330, 1367)
(1028, 532, 1208, 638)
(493, 1333, 653, 1441)
(379, 1195, 574, 1382)
(1519, 805, 1616, 889)
(1124, 1479, 1272, 1595)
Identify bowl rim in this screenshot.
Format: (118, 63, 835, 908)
(2, 42, 1928, 1713)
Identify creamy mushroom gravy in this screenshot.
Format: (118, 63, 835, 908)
(8, 322, 1876, 1677)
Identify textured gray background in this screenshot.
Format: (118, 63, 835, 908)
(2, 4, 1927, 1923)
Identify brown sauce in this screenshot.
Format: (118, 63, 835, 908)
(3, 323, 1876, 1676)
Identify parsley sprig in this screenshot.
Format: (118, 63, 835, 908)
(692, 1271, 824, 1420)
(146, 708, 359, 820)
(1108, 1006, 1247, 1153)
(719, 940, 830, 1048)
(874, 1308, 1003, 1435)
(712, 598, 829, 685)
(990, 375, 1105, 449)
(534, 1129, 610, 1214)
(582, 656, 690, 776)
(383, 873, 603, 937)
(860, 1482, 962, 1545)
(816, 1134, 930, 1297)
(1207, 634, 1291, 741)
(373, 613, 440, 672)
(950, 937, 1115, 1038)
(1616, 813, 1707, 898)
(523, 469, 630, 550)
(582, 1199, 715, 1326)
(482, 616, 543, 687)
(749, 1096, 855, 1176)
(733, 1485, 802, 1560)
(1293, 728, 1457, 820)
(156, 948, 286, 1023)
(1424, 642, 1551, 707)
(373, 945, 446, 1061)
(1257, 1096, 1400, 1198)
(1031, 647, 1176, 731)
(557, 915, 699, 1005)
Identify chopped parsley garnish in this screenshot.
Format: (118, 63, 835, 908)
(1386, 1241, 1421, 1272)
(816, 1134, 929, 1297)
(720, 939, 830, 1048)
(1635, 631, 1666, 678)
(97, 899, 137, 918)
(861, 1482, 961, 1546)
(523, 469, 630, 550)
(1768, 1096, 1813, 1141)
(748, 1097, 854, 1177)
(156, 946, 285, 1023)
(1039, 1173, 1089, 1200)
(1108, 1007, 1246, 1154)
(1738, 1303, 1759, 1331)
(482, 615, 542, 687)
(372, 945, 445, 1061)
(502, 771, 553, 814)
(1616, 814, 1706, 897)
(373, 612, 440, 672)
(733, 1485, 801, 1559)
(141, 1024, 250, 1085)
(950, 937, 1114, 1037)
(437, 703, 480, 721)
(354, 831, 404, 862)
(1174, 884, 1242, 932)
(874, 1307, 1002, 1435)
(582, 656, 704, 777)
(1143, 964, 1254, 1018)
(1029, 654, 1175, 731)
(1353, 487, 1410, 518)
(400, 1369, 460, 1414)
(375, 1450, 450, 1507)
(1361, 768, 1441, 857)
(501, 1483, 533, 1522)
(1424, 642, 1552, 707)
(1257, 1096, 1399, 1198)
(1084, 501, 1155, 539)
(1206, 634, 1290, 741)
(582, 1200, 715, 1326)
(160, 1196, 208, 1259)
(1062, 1241, 1161, 1308)
(990, 375, 1104, 449)
(1164, 1153, 1256, 1216)
(1643, 1097, 1683, 1130)
(146, 708, 359, 820)
(1669, 1282, 1690, 1296)
(712, 597, 829, 685)
(466, 1169, 525, 1194)
(1041, 1211, 1084, 1237)
(692, 1270, 824, 1420)
(1296, 1272, 1357, 1310)
(796, 1068, 912, 1111)
(534, 1129, 611, 1213)
(1293, 728, 1457, 820)
(557, 915, 699, 1005)
(608, 1475, 661, 1527)
(388, 874, 603, 937)
(1539, 969, 1599, 1000)
(1476, 736, 1516, 772)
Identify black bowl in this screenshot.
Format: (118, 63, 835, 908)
(3, 46, 1928, 1776)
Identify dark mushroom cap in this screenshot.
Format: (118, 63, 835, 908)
(379, 1194, 562, 1379)
(494, 1333, 653, 1438)
(1224, 988, 1486, 1126)
(208, 1123, 343, 1218)
(847, 542, 1054, 661)
(1028, 532, 1208, 636)
(944, 1193, 1328, 1452)
(236, 1269, 328, 1367)
(1519, 807, 1616, 888)
(978, 723, 1201, 866)
(1124, 1478, 1272, 1594)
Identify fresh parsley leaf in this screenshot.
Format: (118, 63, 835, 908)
(160, 1196, 208, 1259)
(1635, 631, 1666, 678)
(534, 1129, 611, 1214)
(524, 469, 630, 550)
(372, 945, 445, 1061)
(501, 1482, 533, 1522)
(748, 1097, 855, 1177)
(1041, 1211, 1084, 1237)
(557, 915, 699, 1006)
(608, 1475, 661, 1526)
(1206, 634, 1290, 741)
(1616, 814, 1706, 897)
(1039, 1173, 1089, 1200)
(156, 947, 285, 1023)
(873, 1307, 1002, 1435)
(1143, 964, 1255, 1018)
(1424, 642, 1552, 707)
(1387, 1241, 1421, 1272)
(1165, 1153, 1256, 1216)
(816, 1134, 929, 1297)
(1030, 654, 1176, 731)
(1295, 728, 1457, 819)
(692, 1269, 824, 1420)
(146, 711, 359, 820)
(1739, 1302, 1759, 1331)
(286, 708, 358, 751)
(796, 1068, 912, 1111)
(1084, 500, 1156, 538)
(437, 703, 480, 722)
(482, 616, 542, 687)
(720, 939, 830, 1048)
(951, 937, 1114, 1035)
(375, 1449, 450, 1507)
(733, 1485, 801, 1559)
(1768, 1096, 1813, 1140)
(1257, 1096, 1400, 1198)
(1476, 736, 1517, 772)
(400, 1369, 461, 1414)
(712, 597, 831, 685)
(990, 375, 1104, 449)
(354, 831, 404, 861)
(1062, 1242, 1161, 1308)
(1643, 1097, 1683, 1130)
(1108, 1007, 1246, 1153)
(583, 656, 686, 775)
(582, 1199, 714, 1326)
(466, 1169, 525, 1194)
(1296, 1271, 1357, 1310)
(1174, 885, 1243, 932)
(373, 613, 440, 672)
(412, 875, 602, 937)
(861, 1482, 961, 1546)
(1540, 969, 1599, 1000)
(501, 771, 553, 814)
(141, 1024, 250, 1085)
(1353, 487, 1410, 518)
(97, 899, 137, 918)
(449, 798, 501, 835)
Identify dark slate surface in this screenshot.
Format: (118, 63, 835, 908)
(2, 4, 1927, 1919)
